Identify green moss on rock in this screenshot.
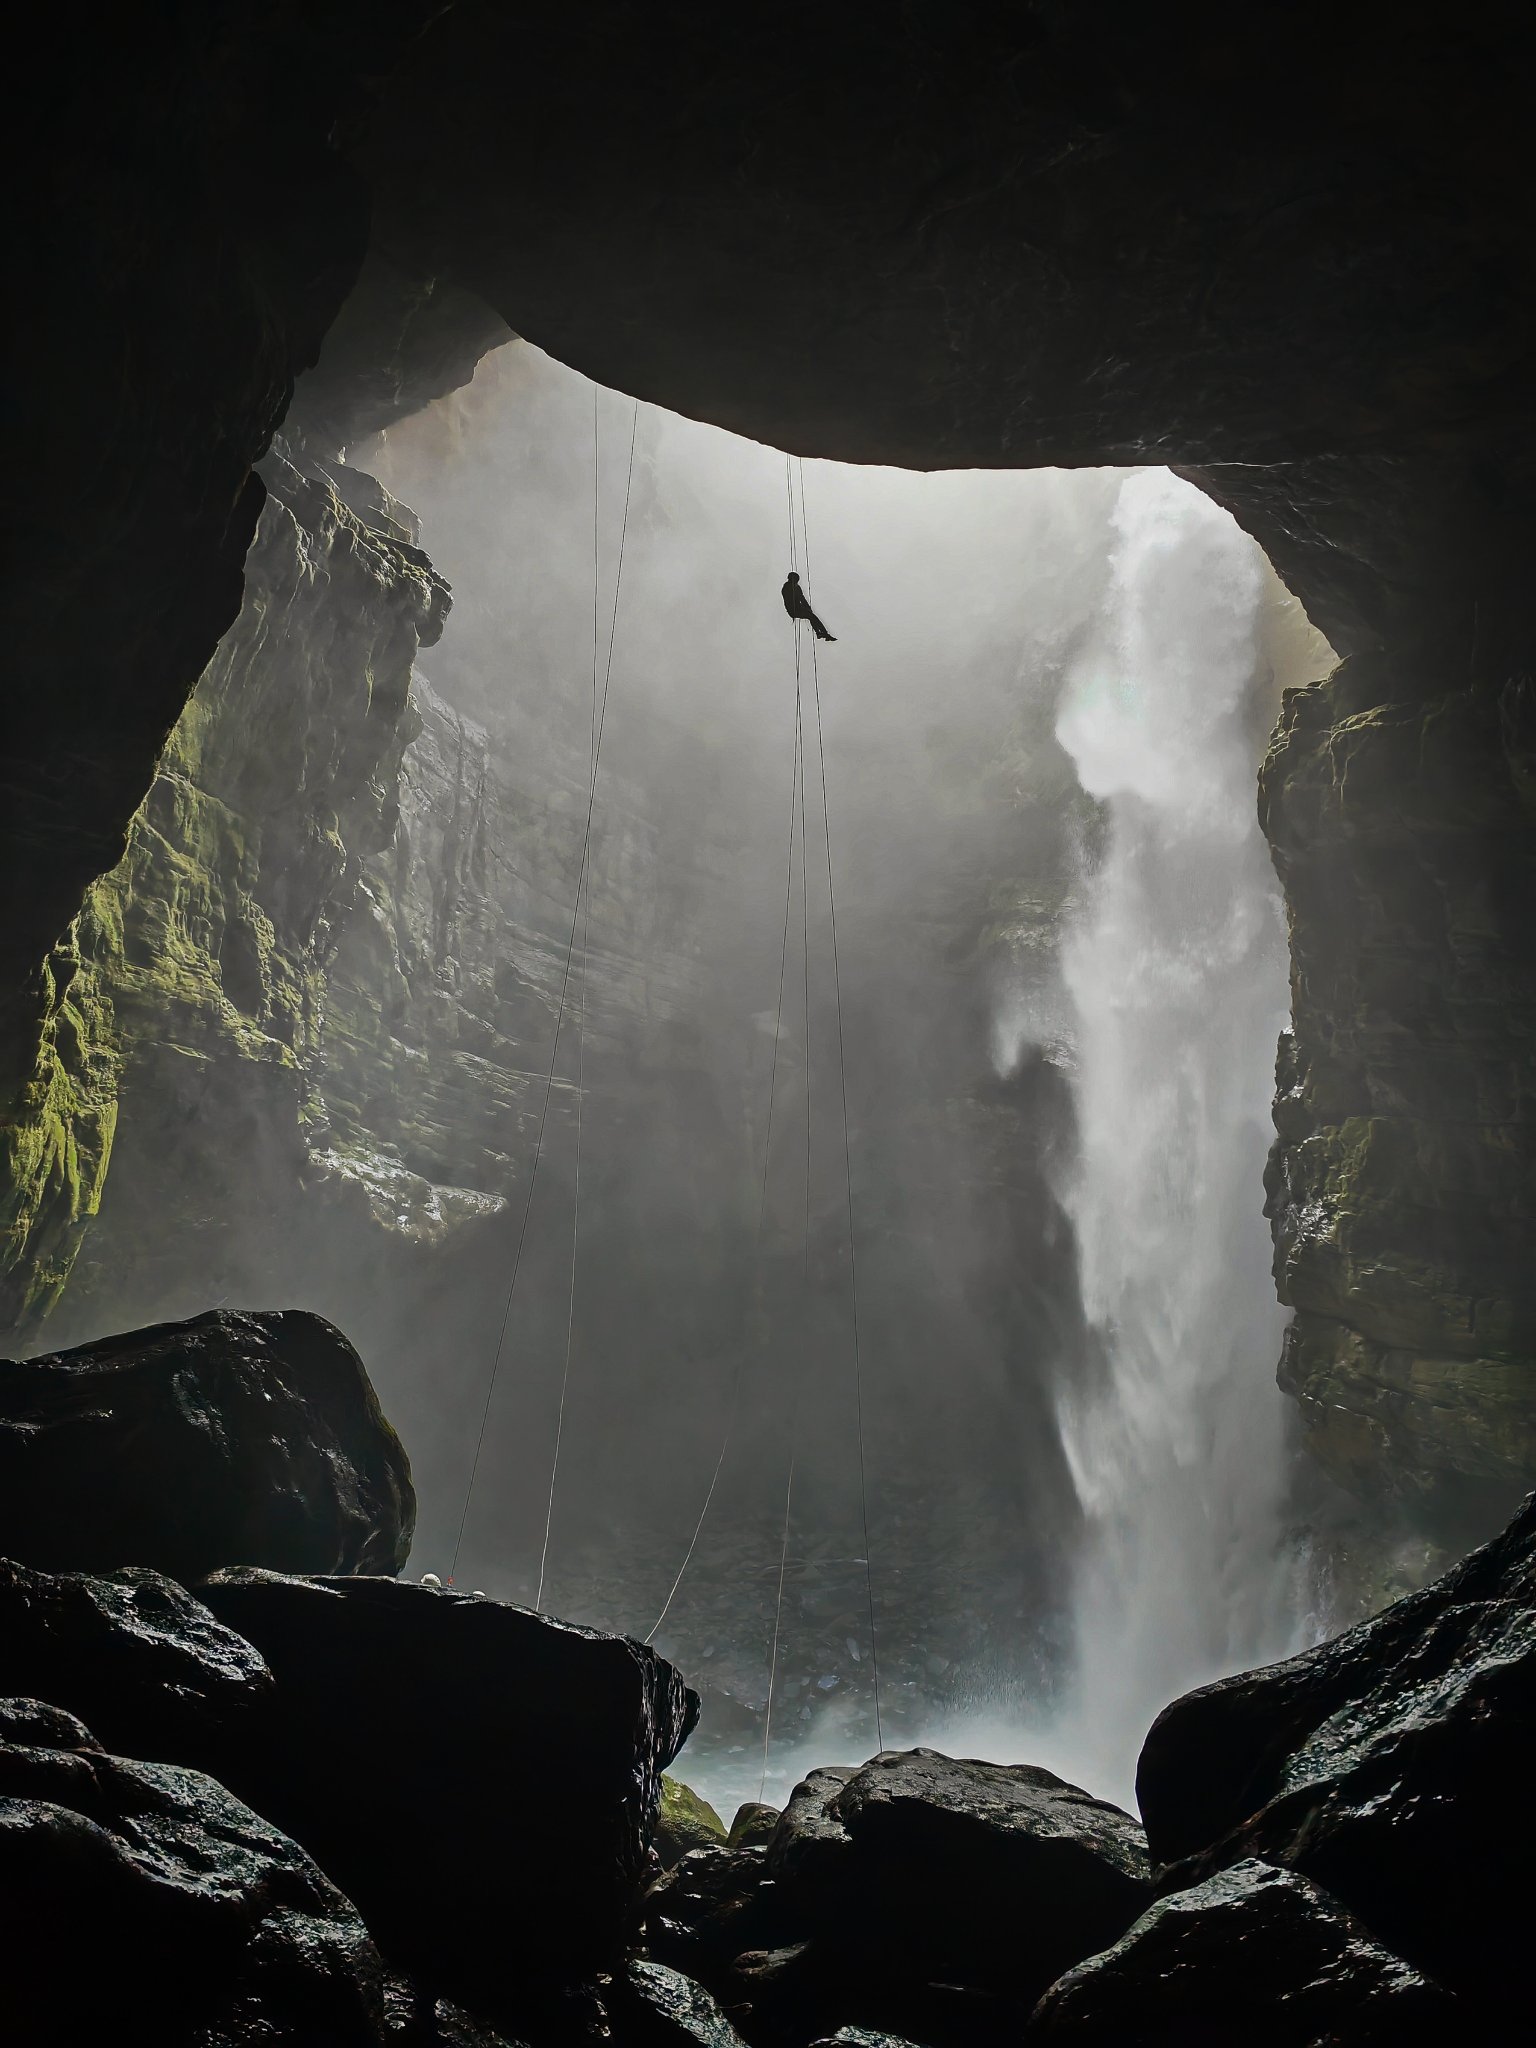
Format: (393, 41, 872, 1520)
(1261, 653, 1536, 1512)
(0, 451, 450, 1334)
(655, 1774, 727, 1865)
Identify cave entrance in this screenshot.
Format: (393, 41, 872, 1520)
(47, 336, 1333, 1811)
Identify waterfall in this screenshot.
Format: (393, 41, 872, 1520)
(1050, 468, 1303, 1804)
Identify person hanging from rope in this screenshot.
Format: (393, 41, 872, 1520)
(782, 570, 836, 642)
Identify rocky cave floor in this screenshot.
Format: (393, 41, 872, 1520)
(0, 1307, 1526, 2047)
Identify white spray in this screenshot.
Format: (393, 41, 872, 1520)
(1047, 469, 1304, 1805)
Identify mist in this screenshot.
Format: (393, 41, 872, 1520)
(47, 338, 1332, 1814)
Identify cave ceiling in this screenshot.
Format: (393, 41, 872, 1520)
(7, 1, 1533, 1075)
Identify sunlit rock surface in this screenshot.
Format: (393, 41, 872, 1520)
(0, 1308, 413, 1579)
(1261, 655, 1536, 1523)
(657, 1773, 730, 1866)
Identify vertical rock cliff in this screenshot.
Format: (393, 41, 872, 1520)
(1261, 656, 1536, 1533)
(1, 449, 450, 1328)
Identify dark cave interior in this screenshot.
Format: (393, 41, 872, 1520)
(1, 5, 1532, 2043)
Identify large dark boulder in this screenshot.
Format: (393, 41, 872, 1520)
(766, 1750, 1151, 2008)
(197, 1569, 696, 2028)
(0, 1556, 272, 1768)
(1027, 1859, 1458, 2045)
(660, 1749, 1152, 2041)
(1136, 1491, 1534, 2013)
(0, 1309, 414, 1579)
(0, 1696, 400, 2045)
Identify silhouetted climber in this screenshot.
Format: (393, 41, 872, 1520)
(782, 570, 836, 641)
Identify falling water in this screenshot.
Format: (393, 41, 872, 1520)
(1050, 469, 1304, 1804)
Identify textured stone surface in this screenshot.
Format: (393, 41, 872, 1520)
(767, 1749, 1150, 1989)
(621, 1960, 752, 2048)
(0, 1558, 272, 1768)
(1027, 1860, 1457, 2045)
(197, 1569, 696, 2029)
(728, 1801, 781, 1851)
(657, 1773, 729, 1866)
(645, 1843, 791, 1982)
(0, 1308, 413, 1579)
(1136, 1491, 1534, 2016)
(706, 1748, 1155, 2037)
(1, 447, 452, 1326)
(0, 1695, 400, 2045)
(1261, 656, 1536, 1521)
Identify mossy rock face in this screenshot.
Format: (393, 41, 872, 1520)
(728, 1800, 781, 1850)
(0, 449, 452, 1335)
(1260, 655, 1536, 1514)
(655, 1774, 728, 1866)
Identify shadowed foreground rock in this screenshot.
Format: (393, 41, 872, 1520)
(0, 1557, 273, 1769)
(0, 1309, 414, 1580)
(646, 1843, 794, 1984)
(644, 1749, 1150, 2042)
(1027, 1859, 1457, 2045)
(197, 1569, 697, 2030)
(766, 1750, 1150, 2009)
(0, 1697, 398, 2045)
(1136, 1490, 1534, 2015)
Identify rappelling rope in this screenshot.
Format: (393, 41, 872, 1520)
(761, 609, 812, 1799)
(450, 394, 640, 1585)
(535, 389, 602, 1609)
(643, 646, 806, 1645)
(645, 452, 807, 1644)
(799, 456, 885, 1751)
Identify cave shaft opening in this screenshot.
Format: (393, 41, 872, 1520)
(33, 337, 1336, 1807)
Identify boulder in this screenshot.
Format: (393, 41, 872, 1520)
(657, 1773, 728, 1864)
(197, 1569, 697, 2028)
(0, 1309, 414, 1579)
(646, 1844, 795, 1979)
(0, 1695, 398, 2044)
(728, 1799, 782, 1850)
(1136, 1490, 1534, 2012)
(766, 1749, 1151, 2010)
(0, 1556, 273, 1769)
(1027, 1859, 1459, 2045)
(620, 1960, 752, 2047)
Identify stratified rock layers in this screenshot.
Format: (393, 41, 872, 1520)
(1260, 657, 1536, 1520)
(0, 451, 451, 1329)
